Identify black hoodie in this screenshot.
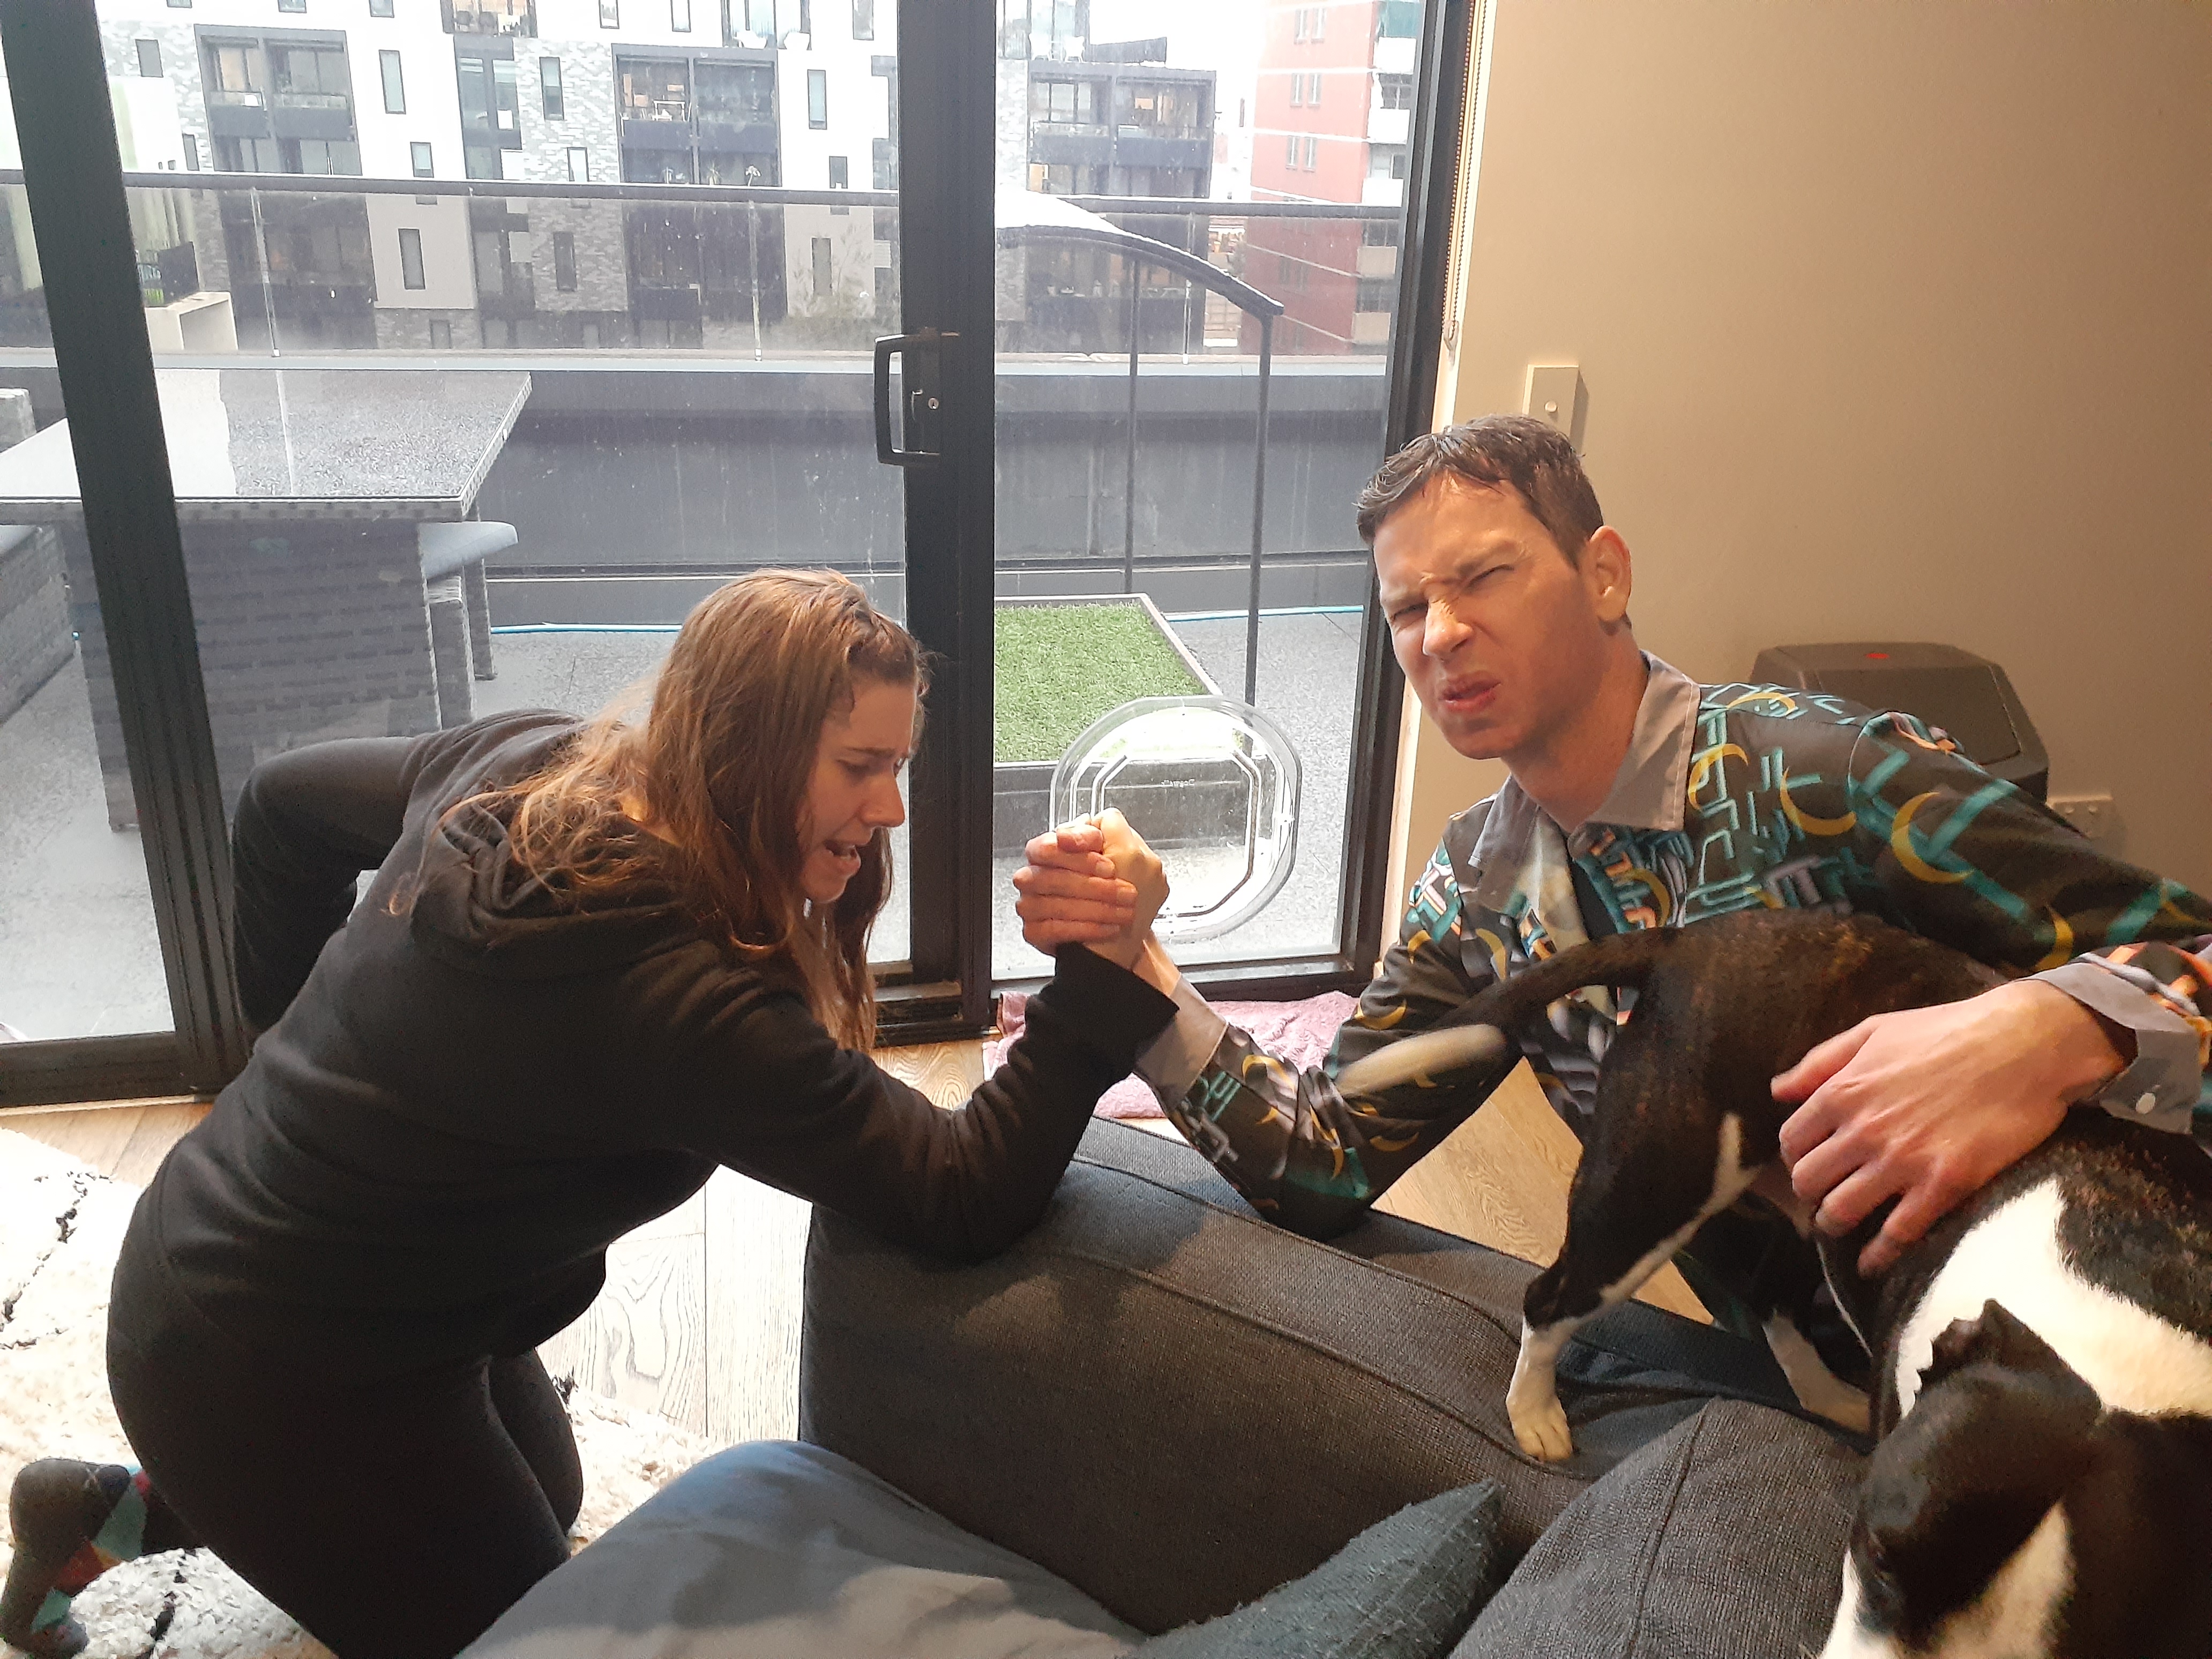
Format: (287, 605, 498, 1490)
(141, 711, 1175, 1380)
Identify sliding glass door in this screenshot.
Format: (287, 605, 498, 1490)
(0, 0, 1467, 1107)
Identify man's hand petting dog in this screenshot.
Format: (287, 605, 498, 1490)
(1013, 811, 1176, 991)
(1772, 980, 2126, 1277)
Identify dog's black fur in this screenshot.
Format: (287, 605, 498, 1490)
(1338, 908, 2212, 1656)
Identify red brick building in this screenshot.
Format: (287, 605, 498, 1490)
(1243, 0, 1417, 353)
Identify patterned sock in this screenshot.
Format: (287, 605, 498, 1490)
(2, 1460, 192, 1659)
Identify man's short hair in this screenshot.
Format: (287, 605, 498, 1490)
(1355, 414, 1604, 558)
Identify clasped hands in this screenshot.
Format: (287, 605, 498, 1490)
(1011, 810, 1170, 974)
(1012, 819, 2126, 1277)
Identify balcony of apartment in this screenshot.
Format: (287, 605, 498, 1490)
(0, 174, 1417, 1033)
(1365, 105, 1411, 147)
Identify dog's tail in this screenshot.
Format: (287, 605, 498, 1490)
(1335, 926, 1683, 1099)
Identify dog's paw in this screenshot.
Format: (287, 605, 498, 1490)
(1509, 1393, 1574, 1461)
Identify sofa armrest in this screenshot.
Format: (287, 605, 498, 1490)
(797, 1119, 1810, 1634)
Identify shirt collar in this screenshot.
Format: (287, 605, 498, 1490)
(1463, 653, 1700, 911)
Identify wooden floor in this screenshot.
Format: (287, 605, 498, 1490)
(0, 1037, 1703, 1443)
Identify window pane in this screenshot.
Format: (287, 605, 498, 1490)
(136, 38, 162, 77)
(380, 49, 405, 115)
(806, 67, 827, 129)
(990, 5, 1428, 976)
(0, 104, 175, 1040)
(73, 0, 916, 977)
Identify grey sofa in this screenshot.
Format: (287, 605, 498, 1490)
(481, 1118, 1869, 1658)
(801, 1118, 1865, 1654)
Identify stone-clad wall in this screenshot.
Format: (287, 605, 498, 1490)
(0, 390, 70, 726)
(65, 522, 442, 828)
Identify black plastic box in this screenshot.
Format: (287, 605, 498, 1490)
(1748, 641, 2049, 802)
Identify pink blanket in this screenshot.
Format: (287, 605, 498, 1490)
(985, 989, 1358, 1119)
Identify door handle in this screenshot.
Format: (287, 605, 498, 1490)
(873, 328, 956, 467)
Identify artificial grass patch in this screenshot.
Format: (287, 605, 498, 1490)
(995, 602, 1207, 764)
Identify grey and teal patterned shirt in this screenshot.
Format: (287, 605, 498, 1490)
(1137, 655, 2212, 1242)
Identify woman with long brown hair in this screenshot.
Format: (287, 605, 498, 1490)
(3, 571, 1169, 1659)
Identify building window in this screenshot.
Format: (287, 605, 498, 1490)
(566, 144, 589, 181)
(369, 0, 393, 13)
(167, 0, 192, 9)
(671, 0, 690, 29)
(806, 66, 826, 128)
(1361, 216, 1400, 246)
(599, 0, 618, 25)
(1355, 276, 1393, 312)
(1306, 71, 1320, 105)
(1302, 134, 1317, 170)
(399, 227, 426, 289)
(539, 56, 563, 118)
(1369, 143, 1407, 180)
(552, 230, 576, 290)
(1291, 7, 1305, 41)
(744, 0, 775, 35)
(380, 49, 405, 113)
(1283, 133, 1296, 168)
(828, 154, 848, 188)
(1030, 77, 1094, 125)
(276, 0, 306, 11)
(1377, 71, 1414, 111)
(411, 139, 433, 175)
(134, 39, 162, 76)
(811, 235, 831, 297)
(851, 0, 871, 39)
(1287, 72, 1299, 107)
(429, 316, 452, 347)
(182, 132, 200, 169)
(1312, 4, 1326, 39)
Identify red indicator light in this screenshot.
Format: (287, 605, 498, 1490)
(1864, 651, 1889, 660)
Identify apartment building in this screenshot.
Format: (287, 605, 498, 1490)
(1245, 0, 1415, 351)
(0, 0, 895, 349)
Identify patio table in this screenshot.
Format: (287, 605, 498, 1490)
(0, 366, 530, 828)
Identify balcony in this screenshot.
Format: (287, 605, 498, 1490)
(0, 177, 1418, 1033)
(1366, 106, 1411, 147)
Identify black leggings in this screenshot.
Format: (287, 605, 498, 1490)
(107, 1236, 581, 1659)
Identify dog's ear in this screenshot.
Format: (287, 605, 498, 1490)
(1919, 1301, 2098, 1420)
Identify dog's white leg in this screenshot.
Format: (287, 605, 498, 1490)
(1507, 1317, 1578, 1461)
(1763, 1312, 1871, 1433)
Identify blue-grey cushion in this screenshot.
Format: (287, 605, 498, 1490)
(1135, 1479, 1505, 1659)
(1449, 1400, 1861, 1658)
(460, 1440, 1141, 1659)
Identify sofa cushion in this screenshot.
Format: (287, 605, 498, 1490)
(799, 1119, 1818, 1635)
(1136, 1479, 1505, 1659)
(1449, 1399, 1862, 1659)
(459, 1439, 1142, 1659)
(463, 1440, 1507, 1659)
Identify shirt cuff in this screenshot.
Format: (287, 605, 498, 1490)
(2032, 958, 2204, 1135)
(1031, 945, 1179, 1072)
(1132, 972, 1229, 1100)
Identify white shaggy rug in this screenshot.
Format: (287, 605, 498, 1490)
(0, 1129, 719, 1659)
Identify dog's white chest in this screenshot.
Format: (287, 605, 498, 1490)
(1892, 1178, 2212, 1419)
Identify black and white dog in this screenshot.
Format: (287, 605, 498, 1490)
(1337, 909, 2212, 1658)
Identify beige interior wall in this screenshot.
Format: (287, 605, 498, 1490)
(1388, 0, 2212, 921)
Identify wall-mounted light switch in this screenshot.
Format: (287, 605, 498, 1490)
(1523, 364, 1587, 451)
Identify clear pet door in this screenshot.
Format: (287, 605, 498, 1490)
(1051, 697, 1301, 943)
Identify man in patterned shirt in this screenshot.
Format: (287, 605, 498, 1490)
(1015, 415, 2210, 1328)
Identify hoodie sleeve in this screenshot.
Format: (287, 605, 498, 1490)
(626, 945, 1177, 1262)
